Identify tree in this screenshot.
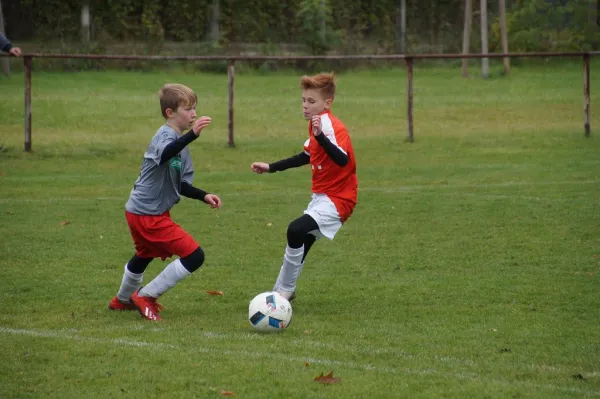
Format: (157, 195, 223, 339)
(480, 0, 489, 78)
(81, 0, 91, 44)
(209, 0, 220, 43)
(462, 0, 473, 77)
(396, 0, 406, 53)
(499, 0, 510, 74)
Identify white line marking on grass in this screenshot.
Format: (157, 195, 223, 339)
(0, 326, 391, 373)
(1, 327, 598, 396)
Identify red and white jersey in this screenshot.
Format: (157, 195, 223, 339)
(303, 110, 357, 222)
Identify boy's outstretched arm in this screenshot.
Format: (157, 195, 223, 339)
(180, 182, 221, 208)
(251, 152, 310, 174)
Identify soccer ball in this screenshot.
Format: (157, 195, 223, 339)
(248, 291, 292, 332)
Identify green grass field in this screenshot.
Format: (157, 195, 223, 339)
(1, 63, 599, 398)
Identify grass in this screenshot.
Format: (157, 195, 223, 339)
(0, 64, 599, 398)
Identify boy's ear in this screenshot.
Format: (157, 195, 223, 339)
(165, 108, 175, 118)
(325, 98, 333, 109)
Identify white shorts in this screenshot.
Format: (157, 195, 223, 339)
(303, 193, 342, 240)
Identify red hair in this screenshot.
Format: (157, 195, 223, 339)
(300, 72, 336, 99)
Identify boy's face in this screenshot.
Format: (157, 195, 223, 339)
(302, 89, 332, 120)
(166, 103, 197, 133)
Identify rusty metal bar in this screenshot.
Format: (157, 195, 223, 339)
(584, 54, 591, 137)
(24, 56, 32, 152)
(406, 57, 414, 143)
(227, 60, 235, 147)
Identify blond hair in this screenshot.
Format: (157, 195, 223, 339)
(300, 72, 336, 100)
(158, 84, 197, 118)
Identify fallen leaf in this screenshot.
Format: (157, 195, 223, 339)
(593, 254, 600, 259)
(304, 362, 310, 367)
(314, 371, 342, 384)
(220, 390, 235, 396)
(206, 290, 223, 296)
(267, 223, 272, 227)
(60, 220, 71, 226)
(303, 330, 313, 335)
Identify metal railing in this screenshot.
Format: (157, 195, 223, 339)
(2, 51, 596, 151)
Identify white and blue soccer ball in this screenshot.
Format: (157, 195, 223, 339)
(248, 291, 292, 332)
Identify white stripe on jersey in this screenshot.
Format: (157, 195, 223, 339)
(320, 114, 348, 155)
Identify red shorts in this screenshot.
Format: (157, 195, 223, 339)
(125, 211, 199, 260)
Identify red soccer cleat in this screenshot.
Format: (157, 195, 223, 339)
(108, 296, 136, 311)
(130, 290, 164, 321)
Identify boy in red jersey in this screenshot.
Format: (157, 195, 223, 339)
(251, 72, 357, 300)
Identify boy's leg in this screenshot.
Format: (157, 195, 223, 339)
(131, 247, 204, 321)
(125, 212, 203, 320)
(302, 234, 317, 263)
(109, 255, 152, 310)
(273, 214, 319, 298)
(138, 247, 204, 298)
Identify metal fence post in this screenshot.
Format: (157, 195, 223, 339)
(227, 60, 235, 147)
(24, 56, 32, 152)
(406, 57, 414, 142)
(583, 53, 591, 137)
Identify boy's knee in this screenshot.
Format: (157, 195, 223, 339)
(180, 247, 205, 273)
(287, 220, 304, 240)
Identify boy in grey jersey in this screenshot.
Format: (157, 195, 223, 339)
(108, 83, 222, 321)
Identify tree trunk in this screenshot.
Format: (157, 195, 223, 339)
(480, 0, 489, 78)
(462, 0, 473, 77)
(396, 0, 406, 53)
(210, 0, 220, 43)
(499, 0, 509, 74)
(320, 0, 326, 42)
(81, 1, 91, 44)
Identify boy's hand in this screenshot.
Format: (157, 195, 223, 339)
(251, 162, 270, 174)
(311, 115, 322, 136)
(192, 116, 212, 136)
(203, 194, 221, 209)
(9, 47, 21, 56)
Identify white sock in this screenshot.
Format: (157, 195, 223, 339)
(273, 245, 304, 293)
(116, 263, 143, 303)
(139, 258, 191, 298)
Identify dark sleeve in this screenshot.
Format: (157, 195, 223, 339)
(315, 134, 349, 166)
(159, 130, 198, 165)
(0, 33, 12, 53)
(180, 181, 209, 202)
(269, 152, 310, 173)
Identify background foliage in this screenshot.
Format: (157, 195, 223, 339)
(3, 0, 599, 57)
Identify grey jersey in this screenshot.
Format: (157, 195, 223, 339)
(125, 124, 194, 215)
